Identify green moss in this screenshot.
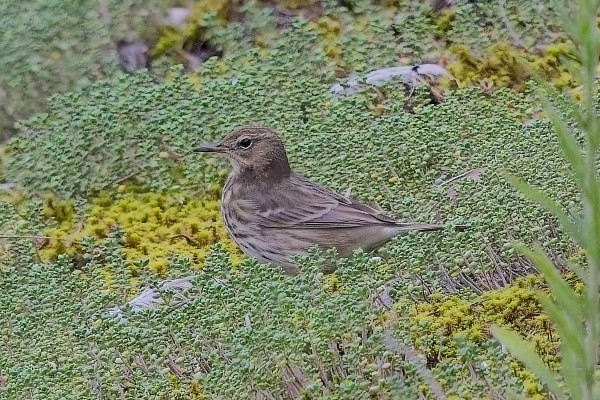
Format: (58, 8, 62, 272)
(0, 1, 591, 397)
(5, 57, 582, 294)
(0, 0, 167, 139)
(0, 0, 580, 141)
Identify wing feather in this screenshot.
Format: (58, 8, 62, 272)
(257, 174, 400, 229)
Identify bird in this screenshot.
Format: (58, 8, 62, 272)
(194, 126, 449, 275)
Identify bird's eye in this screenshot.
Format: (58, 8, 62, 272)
(238, 138, 253, 149)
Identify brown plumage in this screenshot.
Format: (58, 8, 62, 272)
(194, 126, 445, 275)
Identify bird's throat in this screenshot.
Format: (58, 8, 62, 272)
(236, 161, 291, 184)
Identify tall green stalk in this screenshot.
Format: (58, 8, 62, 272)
(491, 0, 600, 399)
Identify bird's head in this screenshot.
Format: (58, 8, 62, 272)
(194, 126, 292, 179)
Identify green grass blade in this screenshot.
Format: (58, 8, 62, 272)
(536, 293, 584, 356)
(506, 174, 584, 246)
(491, 325, 566, 399)
(566, 260, 586, 282)
(539, 98, 585, 182)
(537, 293, 583, 399)
(515, 244, 584, 324)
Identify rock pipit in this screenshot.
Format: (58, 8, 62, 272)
(195, 126, 448, 274)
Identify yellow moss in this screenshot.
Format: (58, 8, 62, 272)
(41, 190, 242, 275)
(126, 276, 141, 299)
(152, 31, 182, 58)
(323, 274, 339, 291)
(375, 0, 403, 10)
(42, 194, 75, 224)
(253, 33, 269, 48)
(355, 14, 371, 32)
(151, 0, 229, 58)
(307, 16, 342, 63)
(404, 276, 560, 398)
(0, 188, 26, 209)
(520, 370, 543, 397)
(189, 380, 206, 399)
(166, 374, 207, 399)
(446, 40, 577, 90)
(446, 42, 528, 90)
(188, 75, 202, 90)
(435, 9, 456, 36)
(100, 267, 117, 294)
(0, 247, 11, 269)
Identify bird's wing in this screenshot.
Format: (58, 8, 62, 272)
(256, 174, 401, 229)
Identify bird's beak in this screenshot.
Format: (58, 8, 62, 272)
(193, 141, 226, 153)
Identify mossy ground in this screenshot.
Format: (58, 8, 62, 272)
(0, 0, 587, 399)
(0, 0, 577, 142)
(401, 276, 559, 399)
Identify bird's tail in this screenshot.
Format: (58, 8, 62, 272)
(395, 222, 467, 233)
